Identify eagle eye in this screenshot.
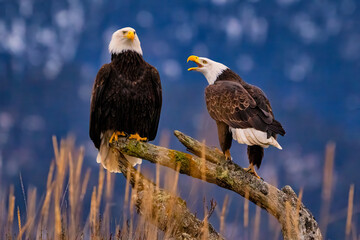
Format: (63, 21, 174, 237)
(123, 31, 127, 34)
(203, 60, 208, 64)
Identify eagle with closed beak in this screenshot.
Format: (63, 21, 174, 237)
(90, 27, 162, 172)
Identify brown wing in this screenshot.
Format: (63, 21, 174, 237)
(89, 63, 112, 149)
(244, 84, 285, 136)
(243, 84, 274, 120)
(205, 81, 275, 133)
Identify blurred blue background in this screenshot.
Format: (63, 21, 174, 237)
(0, 0, 359, 239)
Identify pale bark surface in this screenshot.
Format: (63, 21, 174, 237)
(112, 130, 322, 240)
(116, 153, 223, 240)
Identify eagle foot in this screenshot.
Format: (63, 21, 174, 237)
(109, 132, 118, 143)
(224, 149, 232, 161)
(109, 131, 127, 144)
(129, 133, 147, 142)
(243, 165, 262, 180)
(117, 131, 127, 137)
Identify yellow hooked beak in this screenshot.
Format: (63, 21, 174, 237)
(126, 31, 135, 41)
(187, 55, 202, 71)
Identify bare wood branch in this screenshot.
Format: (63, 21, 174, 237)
(112, 130, 322, 240)
(115, 152, 223, 240)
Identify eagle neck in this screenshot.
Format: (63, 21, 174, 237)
(204, 65, 228, 85)
(215, 68, 245, 84)
(111, 51, 145, 73)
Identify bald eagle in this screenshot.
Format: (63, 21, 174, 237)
(90, 27, 162, 172)
(187, 55, 285, 178)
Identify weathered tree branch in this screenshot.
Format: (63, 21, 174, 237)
(112, 131, 322, 240)
(115, 152, 223, 240)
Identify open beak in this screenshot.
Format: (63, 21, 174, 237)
(126, 31, 135, 41)
(187, 55, 203, 71)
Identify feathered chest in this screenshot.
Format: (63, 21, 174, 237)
(102, 66, 155, 105)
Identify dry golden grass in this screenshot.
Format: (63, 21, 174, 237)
(252, 206, 261, 240)
(244, 189, 249, 228)
(0, 137, 118, 240)
(0, 137, 357, 239)
(219, 195, 229, 235)
(346, 184, 354, 237)
(319, 142, 335, 238)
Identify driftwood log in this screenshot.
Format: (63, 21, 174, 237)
(115, 153, 222, 239)
(112, 130, 322, 240)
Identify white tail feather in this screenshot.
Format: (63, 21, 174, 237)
(230, 127, 283, 150)
(96, 131, 142, 173)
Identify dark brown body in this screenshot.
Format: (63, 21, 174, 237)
(205, 69, 285, 168)
(89, 51, 162, 149)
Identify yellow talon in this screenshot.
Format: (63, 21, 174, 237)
(243, 163, 261, 179)
(109, 132, 118, 143)
(117, 131, 126, 137)
(109, 131, 127, 143)
(129, 133, 147, 142)
(224, 149, 232, 161)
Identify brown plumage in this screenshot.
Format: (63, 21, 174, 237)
(89, 27, 162, 173)
(188, 56, 285, 178)
(89, 51, 162, 150)
(205, 70, 284, 140)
